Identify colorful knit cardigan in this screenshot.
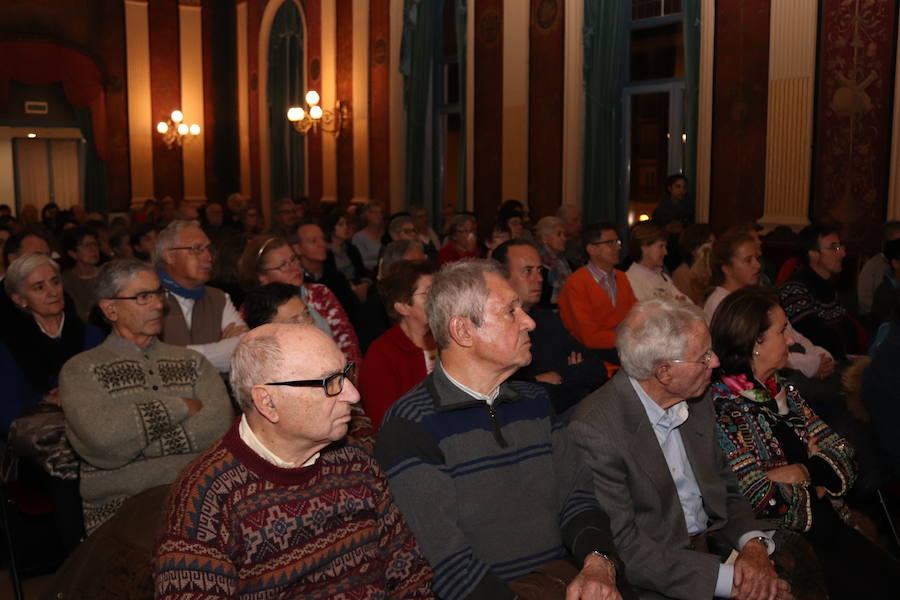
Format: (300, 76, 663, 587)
(709, 374, 856, 532)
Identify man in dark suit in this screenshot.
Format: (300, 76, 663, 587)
(493, 239, 607, 414)
(569, 299, 793, 600)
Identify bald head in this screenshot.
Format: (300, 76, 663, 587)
(230, 323, 337, 412)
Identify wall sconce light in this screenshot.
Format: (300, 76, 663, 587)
(156, 110, 200, 149)
(287, 90, 349, 137)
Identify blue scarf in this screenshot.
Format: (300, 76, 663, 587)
(157, 268, 205, 300)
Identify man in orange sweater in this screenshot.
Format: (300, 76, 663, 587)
(558, 221, 637, 375)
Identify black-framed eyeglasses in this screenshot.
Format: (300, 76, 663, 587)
(819, 243, 844, 252)
(108, 288, 166, 305)
(589, 239, 622, 247)
(668, 349, 715, 367)
(265, 362, 356, 397)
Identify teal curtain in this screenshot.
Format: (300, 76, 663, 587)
(682, 0, 700, 198)
(74, 107, 107, 214)
(268, 1, 304, 204)
(401, 0, 439, 215)
(582, 1, 625, 228)
(455, 0, 466, 211)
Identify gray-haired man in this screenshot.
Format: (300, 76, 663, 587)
(60, 258, 233, 534)
(376, 259, 630, 600)
(569, 299, 791, 600)
(155, 219, 247, 372)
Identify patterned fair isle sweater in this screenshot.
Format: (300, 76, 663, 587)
(60, 333, 234, 534)
(154, 421, 435, 600)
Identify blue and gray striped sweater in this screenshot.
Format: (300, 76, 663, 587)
(375, 363, 619, 600)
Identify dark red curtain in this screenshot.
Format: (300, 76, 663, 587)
(0, 41, 109, 161)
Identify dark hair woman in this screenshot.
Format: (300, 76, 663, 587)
(358, 260, 436, 429)
(625, 222, 688, 303)
(709, 286, 897, 599)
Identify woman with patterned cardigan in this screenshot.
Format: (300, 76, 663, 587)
(709, 286, 896, 599)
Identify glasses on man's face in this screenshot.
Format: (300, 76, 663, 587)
(169, 244, 215, 257)
(590, 239, 622, 247)
(820, 243, 844, 252)
(108, 288, 166, 305)
(668, 349, 715, 368)
(260, 254, 300, 272)
(265, 362, 357, 397)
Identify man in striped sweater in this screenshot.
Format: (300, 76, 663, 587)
(375, 259, 630, 600)
(154, 323, 434, 599)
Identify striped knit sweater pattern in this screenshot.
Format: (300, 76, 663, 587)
(155, 422, 435, 600)
(375, 366, 618, 600)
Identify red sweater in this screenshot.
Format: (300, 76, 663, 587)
(155, 422, 434, 599)
(437, 243, 481, 266)
(558, 266, 637, 350)
(359, 324, 428, 429)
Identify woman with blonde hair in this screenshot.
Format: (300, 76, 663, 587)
(238, 235, 360, 364)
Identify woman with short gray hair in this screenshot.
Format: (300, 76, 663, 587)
(2, 254, 104, 421)
(0, 253, 105, 550)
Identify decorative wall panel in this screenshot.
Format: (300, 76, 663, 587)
(812, 0, 896, 253)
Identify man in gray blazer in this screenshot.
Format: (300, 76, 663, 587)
(569, 299, 792, 600)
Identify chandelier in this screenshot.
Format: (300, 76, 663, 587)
(156, 110, 200, 149)
(287, 91, 349, 137)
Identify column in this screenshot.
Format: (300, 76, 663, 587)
(759, 0, 817, 229)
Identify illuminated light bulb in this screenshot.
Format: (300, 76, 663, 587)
(189, 123, 200, 135)
(26, 133, 37, 139)
(156, 122, 169, 134)
(287, 106, 305, 121)
(305, 90, 320, 106)
(638, 213, 650, 222)
(177, 123, 189, 135)
(309, 105, 323, 120)
(171, 110, 184, 123)
(681, 133, 687, 143)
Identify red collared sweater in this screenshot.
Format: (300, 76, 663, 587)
(359, 324, 429, 429)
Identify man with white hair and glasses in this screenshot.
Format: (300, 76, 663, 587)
(155, 219, 247, 372)
(569, 299, 798, 600)
(59, 258, 233, 534)
(155, 323, 434, 599)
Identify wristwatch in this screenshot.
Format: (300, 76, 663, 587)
(589, 550, 621, 576)
(749, 535, 775, 555)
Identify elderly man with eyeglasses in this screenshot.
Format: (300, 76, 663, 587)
(155, 219, 248, 372)
(59, 258, 233, 534)
(569, 299, 797, 600)
(155, 322, 435, 600)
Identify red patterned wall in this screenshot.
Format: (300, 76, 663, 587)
(369, 0, 391, 206)
(149, 0, 184, 203)
(305, 0, 323, 203)
(812, 0, 896, 253)
(528, 0, 564, 220)
(336, 0, 354, 203)
(709, 0, 770, 233)
(473, 0, 503, 228)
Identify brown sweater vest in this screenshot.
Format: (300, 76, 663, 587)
(161, 286, 227, 346)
